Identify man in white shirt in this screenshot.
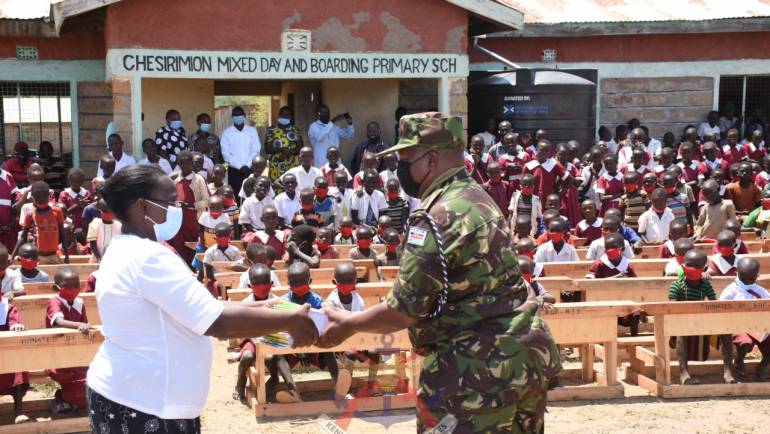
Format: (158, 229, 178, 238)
(274, 173, 300, 225)
(285, 147, 324, 191)
(220, 106, 261, 197)
(97, 134, 136, 177)
(477, 117, 498, 153)
(308, 105, 355, 168)
(350, 170, 387, 227)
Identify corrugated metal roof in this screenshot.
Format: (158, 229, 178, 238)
(0, 0, 51, 20)
(499, 0, 770, 24)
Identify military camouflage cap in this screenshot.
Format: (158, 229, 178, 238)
(376, 112, 464, 157)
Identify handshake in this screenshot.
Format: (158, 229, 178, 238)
(283, 304, 355, 348)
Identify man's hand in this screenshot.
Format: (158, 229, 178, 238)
(10, 323, 26, 332)
(317, 307, 355, 348)
(287, 304, 319, 348)
(332, 114, 345, 123)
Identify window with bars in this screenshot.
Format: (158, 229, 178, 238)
(0, 82, 72, 164)
(719, 75, 770, 139)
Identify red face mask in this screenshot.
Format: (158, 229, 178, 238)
(20, 257, 38, 270)
(683, 266, 703, 281)
(653, 206, 667, 213)
(301, 203, 314, 212)
(340, 227, 353, 238)
(291, 284, 311, 297)
(605, 247, 622, 261)
(250, 284, 272, 299)
(387, 192, 400, 201)
(643, 184, 655, 195)
(315, 188, 328, 199)
(357, 239, 372, 250)
(386, 243, 398, 254)
(762, 198, 770, 210)
(522, 273, 534, 283)
(223, 197, 235, 207)
(210, 211, 223, 219)
(58, 286, 81, 303)
(549, 231, 564, 243)
(676, 255, 685, 264)
(216, 236, 230, 248)
(601, 229, 611, 238)
(336, 282, 356, 296)
(101, 211, 113, 222)
(521, 186, 534, 196)
(624, 183, 638, 193)
(315, 240, 330, 251)
(664, 186, 677, 194)
(717, 246, 735, 256)
(519, 250, 534, 259)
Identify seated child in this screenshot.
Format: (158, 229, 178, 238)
(694, 179, 737, 240)
(707, 230, 739, 277)
(0, 293, 29, 424)
(250, 205, 289, 259)
(325, 263, 383, 395)
(284, 224, 321, 268)
(316, 227, 340, 260)
(575, 200, 603, 243)
(59, 168, 92, 231)
(276, 262, 352, 403)
(292, 187, 324, 228)
(659, 220, 690, 259)
(203, 222, 243, 298)
(384, 179, 409, 233)
(313, 177, 337, 228)
(508, 173, 541, 236)
(193, 195, 231, 279)
(741, 188, 770, 235)
(668, 249, 717, 385)
(596, 155, 624, 216)
(641, 172, 659, 197)
(17, 243, 49, 283)
(664, 238, 694, 277)
(720, 257, 770, 381)
(513, 215, 535, 244)
(536, 209, 574, 246)
(0, 245, 25, 301)
(604, 207, 644, 254)
(725, 218, 750, 255)
(86, 199, 121, 263)
(619, 171, 649, 232)
(349, 226, 377, 260)
(334, 217, 356, 244)
(585, 215, 634, 260)
(235, 243, 281, 288)
(373, 215, 392, 244)
(518, 256, 555, 311)
(534, 218, 579, 263)
(376, 228, 400, 267)
(46, 267, 91, 413)
(586, 233, 637, 279)
(239, 176, 275, 235)
(233, 263, 279, 404)
(637, 188, 675, 245)
(221, 185, 240, 226)
(662, 172, 692, 226)
(208, 164, 226, 196)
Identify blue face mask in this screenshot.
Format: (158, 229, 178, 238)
(145, 200, 183, 241)
(199, 123, 211, 133)
(277, 117, 291, 126)
(233, 115, 246, 126)
(169, 120, 183, 130)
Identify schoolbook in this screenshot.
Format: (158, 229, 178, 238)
(256, 299, 329, 347)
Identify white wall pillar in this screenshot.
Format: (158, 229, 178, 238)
(131, 75, 144, 159)
(438, 76, 450, 114)
(69, 80, 80, 168)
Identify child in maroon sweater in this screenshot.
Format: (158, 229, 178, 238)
(483, 162, 513, 217)
(576, 200, 603, 243)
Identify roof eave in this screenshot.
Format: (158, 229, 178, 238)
(444, 0, 524, 31)
(51, 0, 120, 36)
(484, 16, 770, 38)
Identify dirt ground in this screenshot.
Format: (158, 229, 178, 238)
(200, 340, 770, 434)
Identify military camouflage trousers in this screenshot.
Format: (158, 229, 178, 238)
(416, 379, 549, 433)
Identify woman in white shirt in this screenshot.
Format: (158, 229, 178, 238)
(87, 165, 317, 433)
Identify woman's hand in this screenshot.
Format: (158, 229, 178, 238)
(287, 304, 319, 348)
(317, 307, 355, 348)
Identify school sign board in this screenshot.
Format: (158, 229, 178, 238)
(107, 49, 469, 79)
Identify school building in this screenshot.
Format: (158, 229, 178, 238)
(0, 0, 524, 177)
(3, 0, 770, 177)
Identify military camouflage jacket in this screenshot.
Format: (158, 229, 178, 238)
(386, 166, 561, 392)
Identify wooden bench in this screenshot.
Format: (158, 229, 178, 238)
(13, 294, 100, 330)
(247, 330, 417, 418)
(12, 255, 92, 266)
(37, 263, 99, 278)
(0, 328, 103, 433)
(542, 301, 639, 401)
(216, 267, 370, 294)
(228, 282, 392, 305)
(22, 280, 89, 296)
(627, 300, 770, 398)
(575, 241, 764, 260)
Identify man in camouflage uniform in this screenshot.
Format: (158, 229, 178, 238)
(319, 112, 560, 433)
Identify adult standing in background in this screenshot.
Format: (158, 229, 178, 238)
(97, 134, 136, 178)
(308, 104, 354, 168)
(189, 113, 222, 164)
(220, 106, 261, 197)
(265, 106, 303, 183)
(155, 109, 188, 167)
(350, 122, 388, 175)
(477, 117, 498, 153)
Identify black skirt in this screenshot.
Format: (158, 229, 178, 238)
(87, 387, 201, 434)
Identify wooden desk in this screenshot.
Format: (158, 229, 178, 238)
(13, 294, 100, 330)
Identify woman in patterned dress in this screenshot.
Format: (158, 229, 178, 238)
(265, 106, 303, 183)
(155, 109, 188, 167)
